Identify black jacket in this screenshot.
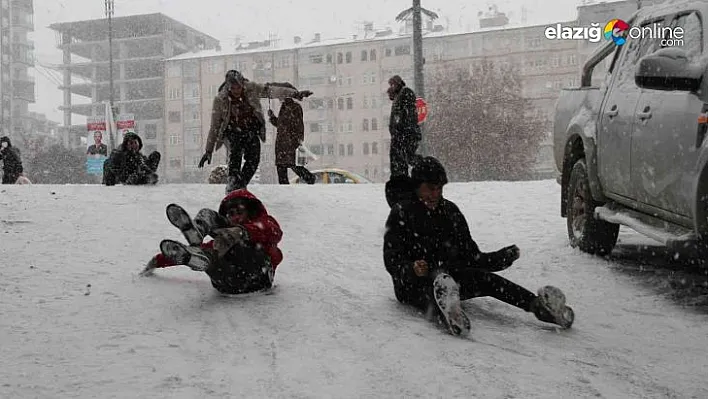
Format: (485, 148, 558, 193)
(388, 87, 421, 141)
(0, 137, 23, 176)
(383, 196, 515, 305)
(104, 132, 154, 184)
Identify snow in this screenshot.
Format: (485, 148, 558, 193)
(2, 181, 708, 398)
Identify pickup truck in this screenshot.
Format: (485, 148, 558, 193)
(553, 1, 708, 258)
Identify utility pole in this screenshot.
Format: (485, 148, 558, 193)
(104, 0, 115, 149)
(396, 1, 437, 155)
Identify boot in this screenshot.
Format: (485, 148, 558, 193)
(530, 286, 575, 329)
(159, 239, 210, 272)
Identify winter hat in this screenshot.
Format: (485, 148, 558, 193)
(225, 70, 246, 86)
(389, 75, 405, 87)
(411, 156, 448, 186)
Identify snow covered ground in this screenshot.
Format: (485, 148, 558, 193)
(2, 181, 707, 398)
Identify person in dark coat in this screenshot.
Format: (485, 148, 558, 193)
(383, 156, 575, 333)
(103, 131, 161, 186)
(0, 136, 23, 184)
(387, 75, 422, 178)
(198, 70, 313, 193)
(267, 86, 315, 184)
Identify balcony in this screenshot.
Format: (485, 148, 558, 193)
(12, 43, 34, 65)
(13, 85, 35, 102)
(11, 11, 33, 31)
(11, 0, 33, 12)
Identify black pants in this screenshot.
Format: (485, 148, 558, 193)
(202, 242, 273, 295)
(401, 269, 536, 313)
(226, 130, 261, 187)
(2, 172, 19, 184)
(390, 136, 420, 177)
(277, 164, 315, 184)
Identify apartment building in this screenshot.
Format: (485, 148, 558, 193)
(49, 13, 219, 163)
(0, 0, 35, 140)
(163, 0, 641, 183)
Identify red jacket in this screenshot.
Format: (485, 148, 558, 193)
(155, 189, 283, 269)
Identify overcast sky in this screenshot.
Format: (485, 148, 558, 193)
(32, 0, 585, 123)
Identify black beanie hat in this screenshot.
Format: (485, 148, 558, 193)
(411, 156, 448, 186)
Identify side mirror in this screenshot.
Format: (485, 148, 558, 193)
(635, 47, 703, 91)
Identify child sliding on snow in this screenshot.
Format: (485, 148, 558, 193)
(141, 189, 283, 295)
(383, 156, 575, 336)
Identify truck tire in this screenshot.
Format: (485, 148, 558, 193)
(567, 159, 619, 255)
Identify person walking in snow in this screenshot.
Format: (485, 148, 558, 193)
(267, 84, 316, 185)
(141, 189, 283, 295)
(387, 75, 421, 178)
(383, 156, 574, 335)
(103, 131, 161, 186)
(0, 136, 24, 184)
(198, 69, 313, 192)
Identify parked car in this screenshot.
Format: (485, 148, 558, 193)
(290, 168, 372, 184)
(553, 1, 708, 257)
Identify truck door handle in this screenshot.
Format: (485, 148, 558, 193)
(606, 105, 618, 117)
(637, 106, 652, 120)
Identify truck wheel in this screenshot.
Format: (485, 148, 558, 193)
(567, 159, 619, 255)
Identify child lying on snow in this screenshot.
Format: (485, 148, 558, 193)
(141, 189, 283, 295)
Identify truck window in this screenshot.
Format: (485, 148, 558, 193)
(669, 12, 702, 60)
(613, 18, 666, 89)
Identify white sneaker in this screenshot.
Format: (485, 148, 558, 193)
(433, 273, 471, 336)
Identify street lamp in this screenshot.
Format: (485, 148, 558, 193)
(104, 0, 115, 149)
(396, 0, 437, 155)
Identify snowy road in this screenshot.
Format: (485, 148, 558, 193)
(1, 181, 707, 398)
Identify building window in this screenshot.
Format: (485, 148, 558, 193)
(371, 96, 378, 109)
(347, 120, 353, 132)
(327, 144, 334, 155)
(371, 142, 378, 154)
(371, 118, 378, 130)
(309, 98, 325, 109)
(338, 98, 344, 110)
(168, 111, 181, 123)
(144, 123, 157, 139)
(347, 143, 354, 155)
(310, 144, 323, 155)
(168, 87, 181, 100)
(169, 135, 179, 145)
(327, 98, 334, 109)
(310, 123, 321, 133)
(339, 144, 345, 156)
(169, 158, 181, 168)
(309, 54, 323, 63)
(364, 169, 369, 178)
(361, 50, 367, 61)
(346, 76, 352, 86)
(193, 133, 201, 144)
(370, 49, 376, 61)
(345, 52, 352, 63)
(207, 60, 223, 74)
(362, 96, 369, 108)
(385, 48, 392, 56)
(373, 168, 378, 178)
(346, 97, 353, 110)
(337, 52, 343, 63)
(362, 119, 369, 131)
(183, 83, 200, 98)
(395, 45, 411, 55)
(363, 142, 369, 155)
(326, 54, 333, 63)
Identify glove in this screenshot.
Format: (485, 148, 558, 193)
(499, 245, 520, 266)
(198, 152, 212, 168)
(295, 90, 313, 99)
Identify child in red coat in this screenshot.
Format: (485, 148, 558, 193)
(142, 189, 283, 294)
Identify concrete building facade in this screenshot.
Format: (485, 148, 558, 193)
(163, 0, 641, 183)
(0, 0, 35, 140)
(49, 13, 219, 160)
